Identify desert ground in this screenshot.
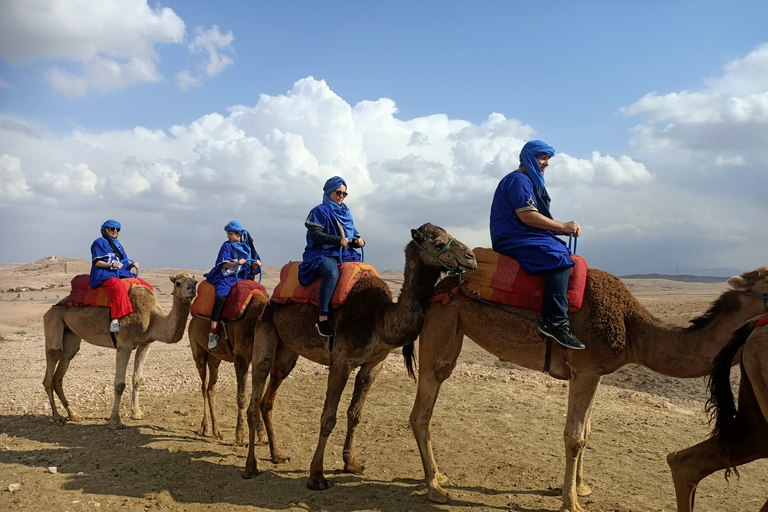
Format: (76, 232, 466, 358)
(0, 257, 765, 511)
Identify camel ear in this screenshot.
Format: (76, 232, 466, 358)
(411, 228, 423, 243)
(169, 276, 175, 284)
(728, 275, 746, 289)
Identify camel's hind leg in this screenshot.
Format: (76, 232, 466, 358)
(260, 339, 298, 464)
(44, 328, 82, 424)
(234, 354, 251, 446)
(206, 356, 224, 439)
(110, 345, 133, 429)
(130, 343, 152, 420)
(409, 317, 464, 504)
(190, 333, 212, 436)
(243, 325, 281, 479)
(342, 356, 386, 474)
(667, 437, 728, 512)
(307, 356, 355, 491)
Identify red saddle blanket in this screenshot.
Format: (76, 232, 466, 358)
(191, 280, 269, 321)
(272, 261, 379, 307)
(66, 274, 154, 307)
(458, 247, 588, 312)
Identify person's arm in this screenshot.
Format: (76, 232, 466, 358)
(308, 225, 344, 246)
(517, 210, 581, 236)
(95, 260, 123, 269)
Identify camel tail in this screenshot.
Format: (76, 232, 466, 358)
(402, 341, 416, 380)
(706, 319, 755, 477)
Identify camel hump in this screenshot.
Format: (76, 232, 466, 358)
(66, 274, 153, 308)
(272, 261, 380, 307)
(191, 279, 269, 320)
(461, 248, 588, 312)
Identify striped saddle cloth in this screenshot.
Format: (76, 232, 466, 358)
(66, 274, 153, 308)
(191, 279, 269, 321)
(272, 261, 379, 307)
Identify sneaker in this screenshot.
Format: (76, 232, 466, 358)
(208, 332, 219, 350)
(315, 320, 334, 338)
(109, 319, 120, 333)
(539, 320, 585, 350)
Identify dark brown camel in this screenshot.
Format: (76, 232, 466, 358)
(667, 313, 768, 511)
(410, 265, 768, 512)
(242, 223, 477, 490)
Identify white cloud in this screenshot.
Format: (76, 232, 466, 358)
(0, 154, 31, 202)
(176, 25, 234, 91)
(176, 70, 202, 92)
(36, 162, 99, 197)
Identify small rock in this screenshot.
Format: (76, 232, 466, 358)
(8, 483, 21, 492)
(47, 466, 57, 474)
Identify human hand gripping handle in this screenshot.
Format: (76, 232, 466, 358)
(235, 259, 262, 283)
(339, 237, 365, 262)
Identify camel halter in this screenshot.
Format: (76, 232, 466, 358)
(413, 237, 461, 274)
(744, 291, 768, 312)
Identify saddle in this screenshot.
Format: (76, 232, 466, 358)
(271, 261, 379, 307)
(435, 247, 588, 312)
(66, 274, 153, 308)
(191, 279, 269, 321)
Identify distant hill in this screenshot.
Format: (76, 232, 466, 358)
(619, 273, 728, 284)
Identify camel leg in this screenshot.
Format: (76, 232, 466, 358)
(243, 326, 281, 479)
(307, 358, 355, 491)
(207, 356, 224, 439)
(560, 370, 601, 512)
(261, 340, 298, 464)
(44, 318, 66, 424)
(410, 328, 464, 504)
(574, 396, 595, 497)
(667, 437, 728, 512)
(130, 343, 152, 420)
(190, 335, 212, 436)
(110, 345, 132, 429)
(45, 330, 82, 424)
(342, 356, 386, 474)
(234, 354, 251, 446)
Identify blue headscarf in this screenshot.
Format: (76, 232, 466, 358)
(100, 219, 126, 261)
(519, 140, 556, 219)
(321, 176, 356, 239)
(224, 221, 255, 261)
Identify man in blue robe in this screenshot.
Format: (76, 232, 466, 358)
(490, 140, 585, 350)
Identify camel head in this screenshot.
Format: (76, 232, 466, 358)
(169, 272, 198, 302)
(410, 223, 477, 272)
(728, 267, 768, 294)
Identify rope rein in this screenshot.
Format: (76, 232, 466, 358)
(743, 291, 768, 312)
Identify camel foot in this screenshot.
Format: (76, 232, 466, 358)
(241, 463, 259, 479)
(256, 432, 269, 445)
(576, 482, 592, 497)
(109, 421, 126, 430)
(213, 429, 223, 440)
(235, 434, 246, 446)
(426, 485, 450, 504)
(271, 453, 291, 464)
(559, 502, 586, 512)
(131, 410, 144, 420)
(343, 459, 365, 474)
(435, 471, 451, 487)
(307, 474, 332, 491)
(67, 412, 82, 422)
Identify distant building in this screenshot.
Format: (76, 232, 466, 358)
(46, 256, 57, 260)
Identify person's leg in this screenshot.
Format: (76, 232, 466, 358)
(102, 278, 133, 332)
(540, 266, 585, 350)
(316, 258, 339, 337)
(208, 295, 227, 349)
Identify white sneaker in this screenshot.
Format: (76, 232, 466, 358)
(208, 332, 219, 350)
(109, 319, 120, 333)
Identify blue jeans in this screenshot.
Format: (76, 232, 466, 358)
(543, 265, 571, 324)
(317, 257, 339, 316)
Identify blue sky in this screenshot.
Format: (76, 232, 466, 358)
(1, 0, 766, 276)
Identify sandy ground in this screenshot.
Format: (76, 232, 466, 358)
(0, 258, 766, 511)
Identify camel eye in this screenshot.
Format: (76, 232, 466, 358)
(433, 240, 445, 249)
(176, 282, 181, 287)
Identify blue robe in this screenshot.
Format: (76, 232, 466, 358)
(89, 237, 133, 288)
(298, 204, 361, 287)
(204, 241, 260, 296)
(490, 170, 573, 275)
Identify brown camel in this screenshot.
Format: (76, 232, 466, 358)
(43, 273, 198, 428)
(242, 223, 477, 490)
(667, 313, 768, 512)
(188, 291, 270, 446)
(409, 264, 768, 512)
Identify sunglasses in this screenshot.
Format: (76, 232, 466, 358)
(333, 190, 348, 197)
(107, 227, 121, 232)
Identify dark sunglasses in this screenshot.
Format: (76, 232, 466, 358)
(333, 190, 348, 197)
(107, 227, 121, 232)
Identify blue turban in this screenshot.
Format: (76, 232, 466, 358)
(100, 219, 125, 260)
(323, 176, 347, 197)
(100, 219, 121, 235)
(321, 176, 356, 239)
(224, 221, 255, 261)
(519, 140, 556, 219)
(224, 220, 245, 233)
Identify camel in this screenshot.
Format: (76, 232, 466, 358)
(409, 265, 768, 512)
(188, 291, 270, 446)
(43, 273, 198, 428)
(667, 313, 768, 511)
(242, 223, 477, 490)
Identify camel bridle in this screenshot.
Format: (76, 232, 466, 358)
(743, 291, 768, 312)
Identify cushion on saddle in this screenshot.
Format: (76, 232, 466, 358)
(191, 279, 269, 321)
(756, 316, 768, 329)
(460, 247, 588, 312)
(272, 261, 379, 307)
(66, 274, 154, 307)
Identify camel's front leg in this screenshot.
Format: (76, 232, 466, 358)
(409, 330, 463, 504)
(110, 345, 133, 429)
(234, 354, 250, 446)
(560, 370, 601, 512)
(206, 357, 224, 439)
(261, 340, 299, 464)
(342, 357, 386, 474)
(575, 393, 596, 497)
(243, 326, 280, 479)
(130, 343, 152, 420)
(307, 358, 355, 491)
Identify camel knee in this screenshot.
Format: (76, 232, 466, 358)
(115, 382, 126, 395)
(134, 376, 144, 389)
(320, 418, 336, 437)
(255, 359, 273, 379)
(434, 361, 454, 383)
(566, 436, 588, 459)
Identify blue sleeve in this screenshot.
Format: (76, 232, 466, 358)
(214, 242, 237, 267)
(91, 238, 111, 262)
(503, 173, 537, 212)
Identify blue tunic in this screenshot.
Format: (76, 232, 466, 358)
(298, 204, 361, 287)
(89, 237, 133, 288)
(490, 171, 573, 275)
(204, 241, 260, 296)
